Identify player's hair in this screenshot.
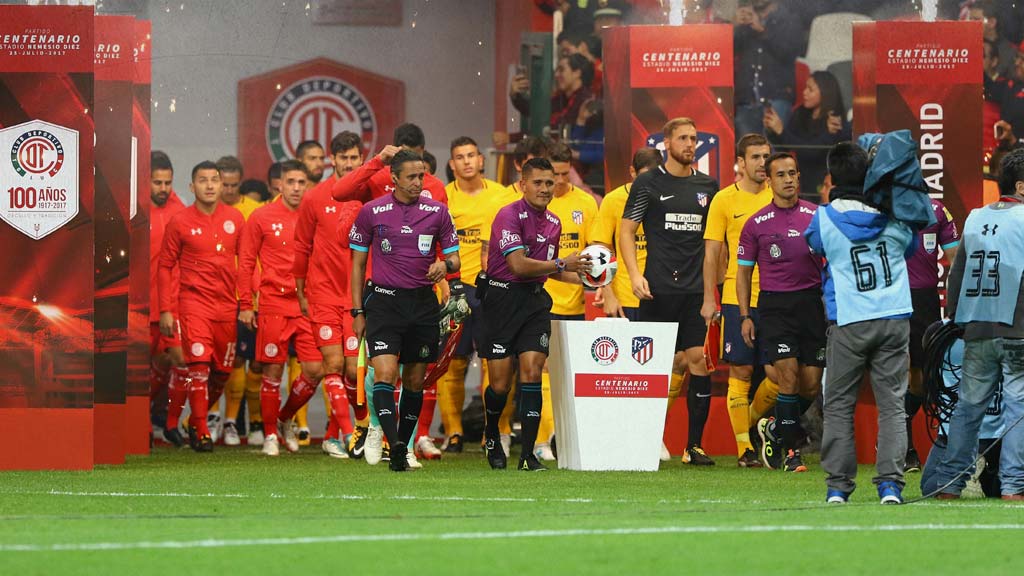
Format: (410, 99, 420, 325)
(826, 142, 868, 188)
(295, 140, 323, 159)
(151, 150, 173, 173)
(449, 136, 479, 155)
(267, 161, 282, 183)
(631, 147, 662, 172)
(393, 123, 426, 149)
(239, 179, 271, 202)
(330, 131, 362, 156)
(998, 148, 1024, 196)
(562, 53, 595, 88)
(391, 149, 424, 176)
(422, 150, 437, 175)
(522, 157, 554, 180)
(736, 134, 770, 159)
(279, 159, 308, 179)
(662, 117, 696, 139)
(513, 136, 551, 165)
(549, 142, 573, 164)
(191, 160, 219, 181)
(215, 155, 243, 177)
(766, 152, 798, 174)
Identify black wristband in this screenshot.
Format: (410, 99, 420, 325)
(740, 314, 753, 322)
(350, 308, 365, 318)
(449, 279, 465, 297)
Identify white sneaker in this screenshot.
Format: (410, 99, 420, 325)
(321, 438, 349, 459)
(660, 442, 671, 462)
(248, 425, 264, 446)
(406, 450, 423, 470)
(416, 435, 442, 460)
(279, 419, 299, 453)
(500, 433, 512, 458)
(534, 443, 556, 461)
(207, 413, 222, 443)
(262, 434, 280, 456)
(223, 421, 241, 446)
(364, 426, 384, 465)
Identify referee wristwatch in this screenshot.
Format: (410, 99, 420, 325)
(740, 314, 753, 322)
(350, 308, 365, 318)
(554, 258, 566, 273)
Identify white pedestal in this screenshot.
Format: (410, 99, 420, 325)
(549, 319, 677, 471)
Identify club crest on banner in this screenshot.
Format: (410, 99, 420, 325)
(266, 76, 377, 163)
(645, 130, 720, 182)
(0, 120, 80, 240)
(632, 336, 654, 365)
(591, 336, 619, 366)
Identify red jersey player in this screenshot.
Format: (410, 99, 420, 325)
(158, 161, 245, 452)
(293, 131, 367, 458)
(238, 160, 326, 456)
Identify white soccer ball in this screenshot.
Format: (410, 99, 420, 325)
(579, 244, 617, 289)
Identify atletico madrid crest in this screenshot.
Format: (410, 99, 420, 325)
(632, 336, 654, 365)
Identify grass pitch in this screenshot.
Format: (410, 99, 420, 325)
(1, 444, 1021, 575)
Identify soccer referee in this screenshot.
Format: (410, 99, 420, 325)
(349, 148, 461, 472)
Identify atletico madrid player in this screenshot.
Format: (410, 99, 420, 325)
(158, 161, 245, 452)
(294, 131, 368, 458)
(238, 160, 325, 456)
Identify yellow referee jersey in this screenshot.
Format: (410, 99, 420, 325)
(445, 178, 506, 286)
(589, 183, 646, 309)
(703, 183, 772, 307)
(546, 186, 598, 316)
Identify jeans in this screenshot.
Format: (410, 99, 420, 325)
(735, 99, 792, 138)
(932, 338, 1024, 496)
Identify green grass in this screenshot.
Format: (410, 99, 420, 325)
(1, 445, 1022, 575)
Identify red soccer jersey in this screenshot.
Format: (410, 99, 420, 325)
(331, 156, 449, 206)
(158, 202, 244, 322)
(238, 199, 304, 316)
(292, 178, 362, 307)
(149, 190, 186, 322)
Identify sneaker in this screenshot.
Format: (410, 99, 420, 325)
(486, 437, 507, 470)
(737, 448, 763, 468)
(783, 449, 808, 473)
(381, 439, 391, 462)
(500, 433, 512, 458)
(416, 436, 443, 460)
(406, 450, 423, 470)
(445, 434, 464, 453)
(935, 492, 961, 500)
(223, 421, 241, 446)
(347, 426, 368, 459)
(878, 481, 903, 504)
(364, 426, 384, 465)
(518, 454, 548, 471)
(826, 489, 851, 504)
(660, 442, 671, 462)
(757, 417, 783, 470)
(207, 413, 222, 443)
(904, 448, 922, 473)
(248, 423, 264, 446)
(298, 427, 311, 447)
(194, 434, 214, 453)
(262, 434, 280, 456)
(389, 442, 409, 472)
(534, 443, 556, 461)
(163, 427, 186, 448)
(279, 420, 299, 453)
(681, 445, 715, 466)
(321, 438, 348, 459)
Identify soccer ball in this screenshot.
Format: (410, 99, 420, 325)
(579, 244, 617, 289)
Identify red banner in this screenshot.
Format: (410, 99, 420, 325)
(603, 25, 734, 190)
(0, 5, 95, 470)
(125, 19, 152, 455)
(574, 373, 669, 398)
(238, 58, 404, 184)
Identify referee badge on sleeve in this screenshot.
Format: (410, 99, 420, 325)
(418, 234, 433, 255)
(547, 245, 556, 260)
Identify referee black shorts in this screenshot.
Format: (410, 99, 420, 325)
(757, 289, 827, 367)
(479, 279, 552, 360)
(910, 287, 941, 369)
(638, 292, 706, 352)
(363, 282, 440, 364)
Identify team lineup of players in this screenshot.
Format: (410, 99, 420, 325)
(149, 117, 1024, 498)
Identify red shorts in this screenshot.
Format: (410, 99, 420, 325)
(149, 322, 181, 358)
(308, 302, 359, 357)
(257, 314, 320, 363)
(177, 316, 236, 370)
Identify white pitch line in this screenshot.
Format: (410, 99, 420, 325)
(3, 524, 1024, 552)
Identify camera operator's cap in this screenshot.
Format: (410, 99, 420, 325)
(593, 0, 626, 18)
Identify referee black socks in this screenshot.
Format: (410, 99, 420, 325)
(484, 386, 508, 441)
(398, 388, 424, 446)
(373, 382, 399, 446)
(518, 383, 542, 456)
(687, 375, 712, 448)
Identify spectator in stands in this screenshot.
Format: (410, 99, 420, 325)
(557, 30, 603, 95)
(966, 0, 1019, 78)
(592, 0, 629, 31)
(681, 0, 728, 24)
(511, 53, 594, 137)
(991, 49, 1024, 141)
(733, 0, 804, 138)
(570, 97, 604, 191)
(764, 71, 850, 202)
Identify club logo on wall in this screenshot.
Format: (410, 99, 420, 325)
(266, 76, 377, 163)
(645, 131, 720, 182)
(0, 120, 79, 240)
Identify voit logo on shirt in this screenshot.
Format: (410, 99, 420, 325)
(0, 119, 79, 240)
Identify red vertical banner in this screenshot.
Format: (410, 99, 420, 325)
(603, 25, 735, 190)
(125, 19, 152, 455)
(0, 5, 95, 470)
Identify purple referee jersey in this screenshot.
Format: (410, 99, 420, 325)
(907, 199, 960, 289)
(737, 199, 822, 292)
(349, 194, 459, 289)
(487, 198, 562, 284)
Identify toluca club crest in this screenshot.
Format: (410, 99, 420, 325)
(266, 76, 377, 163)
(0, 120, 80, 240)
